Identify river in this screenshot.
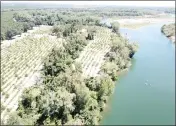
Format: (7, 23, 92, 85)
(101, 23, 175, 125)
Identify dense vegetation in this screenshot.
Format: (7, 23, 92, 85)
(161, 23, 175, 37)
(1, 10, 101, 40)
(100, 34, 138, 81)
(1, 11, 24, 40)
(5, 19, 138, 124)
(2, 4, 174, 40)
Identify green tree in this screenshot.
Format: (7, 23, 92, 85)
(111, 22, 120, 34)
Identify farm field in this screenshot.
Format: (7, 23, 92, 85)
(76, 27, 112, 77)
(1, 26, 63, 121)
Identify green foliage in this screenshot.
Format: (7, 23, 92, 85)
(52, 24, 84, 38)
(161, 23, 175, 37)
(85, 77, 100, 91)
(23, 22, 34, 32)
(97, 75, 114, 101)
(128, 42, 139, 58)
(14, 10, 100, 29)
(101, 62, 119, 81)
(86, 27, 97, 40)
(100, 34, 138, 81)
(64, 34, 87, 59)
(111, 22, 120, 34)
(52, 25, 64, 37)
(1, 11, 24, 40)
(43, 48, 72, 76)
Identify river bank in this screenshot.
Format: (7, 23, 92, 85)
(101, 23, 175, 125)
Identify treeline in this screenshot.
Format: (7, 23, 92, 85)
(13, 11, 100, 26)
(0, 9, 120, 40)
(52, 24, 96, 40)
(1, 11, 38, 40)
(1, 10, 101, 40)
(2, 6, 174, 40)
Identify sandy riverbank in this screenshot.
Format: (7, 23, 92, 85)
(110, 17, 175, 29)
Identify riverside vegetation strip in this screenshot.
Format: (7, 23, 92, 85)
(1, 7, 139, 125)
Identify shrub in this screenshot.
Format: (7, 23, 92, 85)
(5, 93, 9, 99)
(111, 22, 120, 34)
